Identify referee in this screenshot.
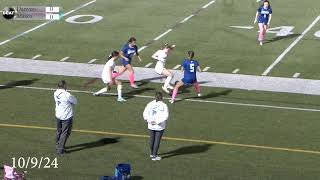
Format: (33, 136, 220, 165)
(54, 80, 77, 154)
(143, 92, 169, 161)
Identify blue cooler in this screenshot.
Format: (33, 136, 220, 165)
(114, 163, 131, 180)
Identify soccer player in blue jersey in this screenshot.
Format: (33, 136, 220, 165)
(254, 0, 272, 46)
(169, 51, 201, 103)
(112, 37, 142, 88)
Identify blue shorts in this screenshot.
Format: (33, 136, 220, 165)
(258, 20, 268, 25)
(120, 58, 131, 66)
(182, 78, 197, 85)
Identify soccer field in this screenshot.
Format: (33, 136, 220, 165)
(1, 0, 320, 179)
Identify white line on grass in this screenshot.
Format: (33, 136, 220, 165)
(138, 46, 148, 52)
(4, 52, 14, 57)
(145, 63, 153, 67)
(262, 15, 320, 76)
(202, 0, 215, 9)
(60, 57, 70, 62)
(203, 67, 211, 71)
(232, 69, 240, 74)
(88, 59, 97, 64)
(180, 14, 194, 23)
(173, 65, 181, 70)
(31, 54, 42, 60)
(0, 0, 96, 46)
(293, 73, 301, 78)
(3, 85, 320, 112)
(154, 29, 172, 41)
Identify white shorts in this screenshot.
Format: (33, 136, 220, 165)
(155, 63, 164, 75)
(102, 73, 112, 84)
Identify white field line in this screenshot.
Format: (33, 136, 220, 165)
(4, 52, 14, 57)
(31, 54, 42, 60)
(180, 14, 194, 23)
(154, 29, 172, 41)
(232, 69, 240, 74)
(203, 67, 211, 71)
(144, 63, 153, 67)
(138, 46, 148, 52)
(2, 85, 320, 112)
(88, 59, 97, 64)
(60, 57, 70, 62)
(202, 0, 215, 9)
(173, 64, 181, 70)
(262, 15, 320, 76)
(0, 0, 96, 46)
(293, 73, 301, 78)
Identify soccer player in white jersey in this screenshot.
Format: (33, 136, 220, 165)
(93, 51, 126, 102)
(151, 43, 175, 93)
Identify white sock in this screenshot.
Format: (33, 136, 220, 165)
(164, 76, 172, 89)
(117, 85, 122, 98)
(95, 87, 108, 95)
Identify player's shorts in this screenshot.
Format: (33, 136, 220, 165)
(102, 73, 112, 84)
(182, 78, 197, 85)
(120, 58, 131, 66)
(155, 63, 164, 75)
(258, 19, 268, 25)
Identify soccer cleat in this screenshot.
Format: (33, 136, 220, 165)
(259, 41, 263, 46)
(169, 99, 174, 103)
(117, 97, 127, 102)
(130, 84, 139, 89)
(151, 156, 162, 161)
(162, 86, 170, 93)
(167, 85, 174, 90)
(197, 93, 202, 97)
(93, 93, 100, 96)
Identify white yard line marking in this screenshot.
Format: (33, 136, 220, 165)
(31, 54, 42, 60)
(173, 64, 181, 70)
(154, 29, 172, 41)
(293, 73, 301, 78)
(0, 0, 96, 46)
(4, 52, 14, 57)
(138, 46, 148, 52)
(180, 14, 195, 23)
(262, 15, 320, 76)
(144, 63, 153, 68)
(203, 67, 211, 72)
(2, 85, 320, 112)
(229, 26, 254, 30)
(202, 0, 215, 9)
(232, 69, 240, 74)
(88, 59, 97, 64)
(60, 57, 70, 62)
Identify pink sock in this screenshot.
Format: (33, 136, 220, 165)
(171, 88, 178, 100)
(112, 73, 120, 79)
(194, 83, 201, 93)
(129, 72, 135, 85)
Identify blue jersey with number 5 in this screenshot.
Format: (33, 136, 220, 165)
(182, 59, 199, 81)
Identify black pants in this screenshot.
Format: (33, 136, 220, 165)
(149, 129, 164, 156)
(56, 117, 73, 153)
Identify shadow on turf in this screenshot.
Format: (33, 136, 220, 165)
(264, 34, 301, 44)
(131, 176, 144, 180)
(0, 78, 39, 89)
(124, 87, 156, 100)
(65, 137, 119, 153)
(160, 144, 212, 159)
(174, 89, 232, 103)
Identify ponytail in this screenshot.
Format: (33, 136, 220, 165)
(108, 50, 119, 60)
